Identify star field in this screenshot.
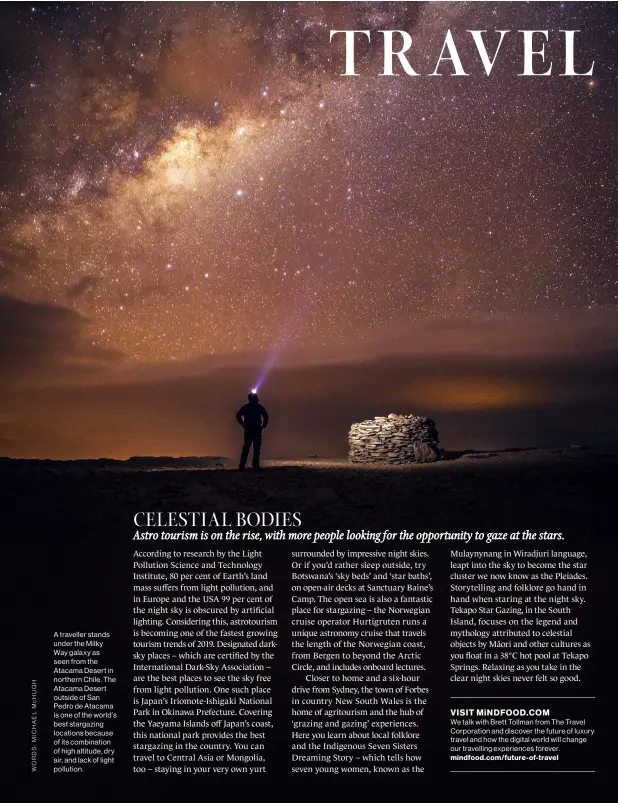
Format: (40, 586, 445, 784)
(0, 2, 615, 364)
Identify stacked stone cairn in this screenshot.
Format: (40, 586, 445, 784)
(348, 413, 440, 464)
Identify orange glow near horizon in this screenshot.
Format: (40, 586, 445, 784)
(413, 378, 543, 411)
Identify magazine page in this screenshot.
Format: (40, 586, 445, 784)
(4, 0, 615, 793)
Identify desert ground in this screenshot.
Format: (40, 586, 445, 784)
(3, 446, 617, 532)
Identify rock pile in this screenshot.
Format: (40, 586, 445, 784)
(348, 414, 440, 464)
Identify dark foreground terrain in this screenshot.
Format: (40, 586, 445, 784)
(3, 446, 617, 531)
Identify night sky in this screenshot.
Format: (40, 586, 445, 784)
(0, 2, 616, 458)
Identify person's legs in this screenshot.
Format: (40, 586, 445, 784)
(252, 431, 262, 469)
(239, 430, 252, 470)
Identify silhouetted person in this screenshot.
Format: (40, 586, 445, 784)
(236, 392, 269, 471)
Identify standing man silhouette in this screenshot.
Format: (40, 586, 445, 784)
(236, 390, 269, 471)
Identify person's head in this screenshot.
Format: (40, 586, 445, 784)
(248, 392, 259, 403)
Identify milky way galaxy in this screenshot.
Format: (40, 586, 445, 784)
(0, 2, 616, 459)
(1, 1, 615, 366)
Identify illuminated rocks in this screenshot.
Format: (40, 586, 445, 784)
(348, 414, 439, 464)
